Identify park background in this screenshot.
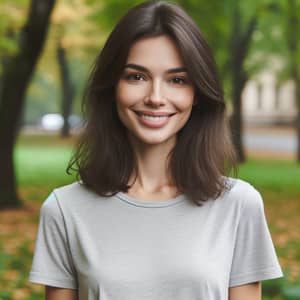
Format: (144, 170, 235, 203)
(0, 0, 300, 299)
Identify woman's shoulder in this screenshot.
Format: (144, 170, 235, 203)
(225, 177, 260, 194)
(53, 180, 84, 193)
(52, 180, 97, 200)
(223, 177, 264, 211)
(40, 181, 100, 216)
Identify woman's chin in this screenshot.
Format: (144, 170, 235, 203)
(129, 132, 177, 147)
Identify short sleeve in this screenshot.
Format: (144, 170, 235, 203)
(29, 193, 78, 289)
(229, 185, 283, 287)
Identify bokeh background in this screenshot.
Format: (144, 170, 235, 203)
(0, 0, 300, 299)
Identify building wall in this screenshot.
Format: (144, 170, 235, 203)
(242, 72, 297, 125)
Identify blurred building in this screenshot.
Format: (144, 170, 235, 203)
(242, 64, 297, 126)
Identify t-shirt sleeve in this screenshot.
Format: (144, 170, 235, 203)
(29, 192, 77, 289)
(229, 184, 283, 287)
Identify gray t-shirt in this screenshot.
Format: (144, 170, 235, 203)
(29, 177, 283, 299)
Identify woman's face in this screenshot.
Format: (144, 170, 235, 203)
(115, 35, 195, 146)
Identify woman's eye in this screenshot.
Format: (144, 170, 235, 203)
(170, 77, 187, 85)
(124, 73, 145, 81)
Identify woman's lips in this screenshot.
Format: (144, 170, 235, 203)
(133, 110, 176, 128)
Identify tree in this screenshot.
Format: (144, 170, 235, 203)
(228, 4, 257, 163)
(265, 0, 300, 162)
(285, 0, 300, 162)
(50, 0, 103, 137)
(0, 0, 56, 208)
(56, 39, 75, 137)
(0, 2, 26, 100)
(180, 1, 280, 163)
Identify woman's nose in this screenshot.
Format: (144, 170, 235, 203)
(144, 80, 165, 107)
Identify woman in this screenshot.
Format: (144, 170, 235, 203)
(29, 1, 283, 299)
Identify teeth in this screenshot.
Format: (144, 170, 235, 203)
(140, 114, 169, 122)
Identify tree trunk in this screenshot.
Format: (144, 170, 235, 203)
(230, 69, 247, 163)
(56, 41, 75, 138)
(296, 81, 300, 162)
(0, 0, 55, 208)
(286, 0, 300, 162)
(229, 7, 257, 163)
(290, 65, 300, 162)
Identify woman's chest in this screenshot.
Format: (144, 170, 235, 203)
(66, 203, 239, 297)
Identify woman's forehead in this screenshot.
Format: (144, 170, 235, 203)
(125, 35, 185, 71)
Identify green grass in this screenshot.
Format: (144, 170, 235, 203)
(15, 134, 76, 200)
(15, 144, 75, 186)
(239, 159, 300, 196)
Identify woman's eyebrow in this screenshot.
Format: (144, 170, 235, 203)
(124, 63, 187, 74)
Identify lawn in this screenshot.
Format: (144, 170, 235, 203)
(239, 159, 300, 197)
(0, 133, 299, 300)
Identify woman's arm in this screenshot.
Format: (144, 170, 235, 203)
(229, 282, 261, 300)
(46, 286, 78, 300)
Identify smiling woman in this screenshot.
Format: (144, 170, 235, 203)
(64, 0, 236, 203)
(29, 1, 283, 300)
(115, 35, 195, 145)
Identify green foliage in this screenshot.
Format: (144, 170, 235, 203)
(25, 294, 44, 300)
(283, 283, 300, 299)
(0, 239, 44, 300)
(0, 0, 29, 61)
(94, 0, 145, 30)
(0, 243, 11, 274)
(177, 1, 274, 99)
(19, 0, 107, 125)
(262, 278, 300, 299)
(0, 291, 12, 300)
(254, 0, 300, 83)
(263, 277, 285, 297)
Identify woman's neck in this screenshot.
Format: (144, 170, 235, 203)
(127, 133, 179, 197)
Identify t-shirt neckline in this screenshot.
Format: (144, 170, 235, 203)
(114, 191, 187, 208)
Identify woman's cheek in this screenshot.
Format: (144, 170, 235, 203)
(171, 90, 194, 109)
(118, 83, 147, 104)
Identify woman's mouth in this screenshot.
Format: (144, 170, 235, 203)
(133, 110, 176, 128)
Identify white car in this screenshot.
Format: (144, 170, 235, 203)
(40, 114, 82, 131)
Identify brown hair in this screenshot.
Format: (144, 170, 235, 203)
(67, 0, 237, 205)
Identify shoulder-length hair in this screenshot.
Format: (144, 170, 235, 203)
(67, 0, 237, 205)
